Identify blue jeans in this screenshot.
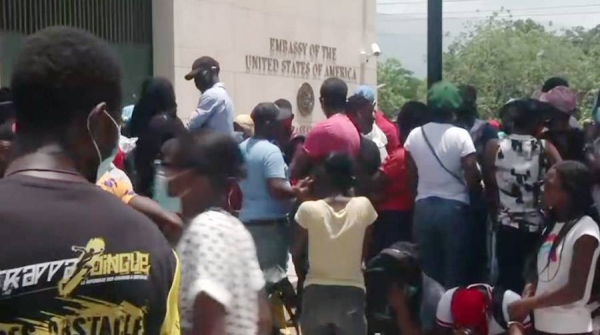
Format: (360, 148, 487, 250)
(413, 196, 471, 288)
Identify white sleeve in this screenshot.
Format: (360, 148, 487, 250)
(436, 288, 456, 328)
(573, 216, 600, 242)
(404, 127, 417, 153)
(177, 215, 234, 309)
(459, 128, 477, 157)
(503, 290, 531, 326)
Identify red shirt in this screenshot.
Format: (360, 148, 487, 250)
(375, 111, 400, 152)
(378, 147, 413, 211)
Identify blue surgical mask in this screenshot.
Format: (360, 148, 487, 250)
(153, 163, 182, 213)
(87, 108, 120, 181)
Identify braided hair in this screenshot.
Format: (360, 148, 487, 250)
(531, 161, 600, 281)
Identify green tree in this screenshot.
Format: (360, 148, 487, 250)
(443, 13, 600, 119)
(377, 58, 424, 118)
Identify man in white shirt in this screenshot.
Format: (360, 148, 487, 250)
(185, 56, 234, 134)
(354, 85, 388, 161)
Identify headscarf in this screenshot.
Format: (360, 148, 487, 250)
(450, 287, 489, 335)
(428, 81, 462, 110)
(539, 86, 577, 115)
(234, 114, 254, 137)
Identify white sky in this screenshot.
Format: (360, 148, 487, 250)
(376, 0, 599, 77)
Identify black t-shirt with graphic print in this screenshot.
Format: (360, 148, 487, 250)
(0, 175, 180, 335)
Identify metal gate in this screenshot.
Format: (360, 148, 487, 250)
(0, 0, 153, 105)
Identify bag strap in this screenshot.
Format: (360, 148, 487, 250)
(491, 286, 508, 330)
(420, 127, 466, 186)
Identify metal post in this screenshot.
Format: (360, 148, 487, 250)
(427, 0, 442, 88)
(359, 0, 368, 84)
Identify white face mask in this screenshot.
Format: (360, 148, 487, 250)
(87, 108, 120, 181)
(153, 163, 182, 213)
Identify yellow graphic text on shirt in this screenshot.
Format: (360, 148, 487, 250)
(0, 237, 165, 335)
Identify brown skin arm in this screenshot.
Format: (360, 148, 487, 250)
(482, 139, 500, 221)
(290, 149, 311, 180)
(257, 289, 272, 335)
(192, 294, 227, 335)
(461, 152, 482, 194)
(291, 223, 308, 283)
(509, 236, 599, 320)
(128, 195, 183, 230)
(368, 171, 389, 204)
(545, 140, 562, 167)
(406, 152, 418, 200)
(267, 178, 298, 200)
(362, 225, 374, 262)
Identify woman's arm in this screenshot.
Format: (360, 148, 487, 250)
(509, 235, 599, 319)
(531, 236, 599, 308)
(482, 139, 500, 221)
(291, 223, 308, 282)
(257, 289, 272, 335)
(193, 294, 227, 335)
(406, 152, 418, 200)
(544, 140, 562, 167)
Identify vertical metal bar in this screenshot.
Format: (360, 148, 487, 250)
(427, 0, 443, 88)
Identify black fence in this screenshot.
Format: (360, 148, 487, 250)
(0, 0, 152, 44)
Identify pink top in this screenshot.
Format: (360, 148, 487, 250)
(303, 113, 360, 160)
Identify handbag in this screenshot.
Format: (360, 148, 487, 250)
(420, 127, 484, 203)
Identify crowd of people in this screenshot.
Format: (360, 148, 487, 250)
(1, 26, 600, 335)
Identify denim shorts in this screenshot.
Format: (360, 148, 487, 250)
(246, 222, 290, 289)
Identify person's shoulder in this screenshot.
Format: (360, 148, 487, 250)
(501, 289, 522, 304)
(298, 200, 323, 212)
(574, 215, 600, 236)
(189, 209, 245, 234)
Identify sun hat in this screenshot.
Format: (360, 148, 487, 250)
(539, 86, 577, 115)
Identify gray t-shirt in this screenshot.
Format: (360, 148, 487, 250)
(420, 275, 445, 332)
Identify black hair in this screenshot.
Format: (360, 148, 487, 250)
(130, 77, 177, 138)
(174, 130, 246, 187)
(532, 161, 599, 281)
(274, 98, 292, 111)
(542, 77, 569, 93)
(397, 101, 429, 144)
(358, 137, 382, 177)
(457, 85, 478, 118)
(11, 26, 121, 139)
(320, 77, 348, 111)
(0, 87, 14, 125)
(346, 94, 372, 115)
(251, 102, 280, 128)
(365, 242, 424, 327)
(322, 152, 355, 194)
(499, 99, 547, 135)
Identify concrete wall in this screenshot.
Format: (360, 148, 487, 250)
(154, 0, 377, 133)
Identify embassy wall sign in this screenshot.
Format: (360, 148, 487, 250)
(245, 38, 357, 83)
(296, 82, 315, 117)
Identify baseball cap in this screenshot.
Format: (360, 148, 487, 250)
(233, 114, 254, 136)
(428, 81, 462, 110)
(539, 86, 577, 115)
(184, 56, 220, 81)
(354, 85, 376, 103)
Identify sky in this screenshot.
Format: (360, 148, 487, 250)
(376, 0, 599, 78)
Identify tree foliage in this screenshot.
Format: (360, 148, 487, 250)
(376, 58, 424, 118)
(376, 13, 600, 120)
(443, 14, 600, 119)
